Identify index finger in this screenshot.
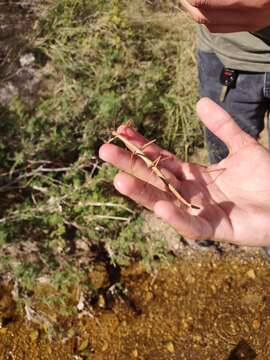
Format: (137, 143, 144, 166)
(116, 124, 183, 175)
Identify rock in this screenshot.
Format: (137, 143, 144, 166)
(37, 276, 50, 284)
(246, 269, 256, 280)
(132, 349, 138, 357)
(20, 53, 35, 67)
(78, 338, 89, 352)
(144, 291, 153, 303)
(0, 83, 18, 106)
(76, 239, 89, 252)
(98, 295, 106, 309)
(166, 341, 175, 353)
(252, 319, 260, 330)
(30, 330, 39, 342)
(0, 67, 43, 108)
(101, 341, 108, 352)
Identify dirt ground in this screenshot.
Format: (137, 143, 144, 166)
(1, 246, 270, 360)
(0, 0, 35, 80)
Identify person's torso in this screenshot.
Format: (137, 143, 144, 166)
(198, 25, 270, 72)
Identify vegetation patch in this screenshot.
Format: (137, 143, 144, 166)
(0, 0, 201, 316)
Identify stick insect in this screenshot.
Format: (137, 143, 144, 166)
(110, 128, 200, 210)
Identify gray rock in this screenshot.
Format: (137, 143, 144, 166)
(19, 53, 35, 67)
(0, 82, 18, 106)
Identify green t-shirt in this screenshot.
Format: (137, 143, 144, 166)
(198, 25, 270, 72)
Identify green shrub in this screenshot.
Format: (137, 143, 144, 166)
(0, 0, 201, 303)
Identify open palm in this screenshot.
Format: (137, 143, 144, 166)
(99, 98, 270, 246)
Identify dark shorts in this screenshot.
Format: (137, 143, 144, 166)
(198, 50, 270, 163)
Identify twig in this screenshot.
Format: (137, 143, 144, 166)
(85, 215, 131, 222)
(111, 130, 200, 210)
(0, 164, 88, 192)
(0, 166, 43, 192)
(63, 220, 89, 232)
(78, 201, 135, 214)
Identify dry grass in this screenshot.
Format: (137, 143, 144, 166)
(0, 0, 201, 308)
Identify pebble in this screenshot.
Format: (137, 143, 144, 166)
(98, 295, 106, 308)
(193, 335, 202, 343)
(144, 291, 153, 302)
(20, 53, 35, 67)
(101, 341, 108, 352)
(78, 338, 89, 352)
(166, 341, 175, 353)
(246, 269, 256, 280)
(252, 319, 260, 330)
(132, 349, 138, 358)
(30, 330, 39, 342)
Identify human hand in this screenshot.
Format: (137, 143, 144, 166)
(99, 98, 270, 246)
(180, 0, 270, 33)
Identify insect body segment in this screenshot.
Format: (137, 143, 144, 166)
(111, 130, 200, 210)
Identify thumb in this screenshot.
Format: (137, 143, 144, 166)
(196, 97, 256, 154)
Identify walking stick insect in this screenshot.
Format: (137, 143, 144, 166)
(109, 127, 200, 210)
